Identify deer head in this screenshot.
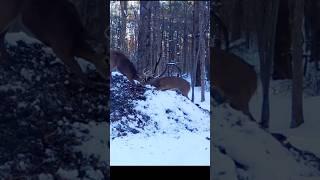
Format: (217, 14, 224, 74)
(147, 76, 190, 98)
(110, 50, 140, 83)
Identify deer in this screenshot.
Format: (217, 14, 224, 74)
(0, 0, 109, 87)
(212, 47, 258, 121)
(141, 61, 190, 98)
(110, 50, 141, 83)
(144, 76, 190, 98)
(109, 49, 190, 98)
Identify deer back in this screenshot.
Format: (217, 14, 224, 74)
(110, 50, 140, 82)
(213, 48, 257, 110)
(149, 76, 190, 97)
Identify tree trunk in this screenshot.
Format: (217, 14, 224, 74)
(199, 1, 206, 102)
(182, 2, 190, 74)
(168, 1, 175, 62)
(191, 1, 200, 102)
(305, 0, 320, 71)
(255, 0, 279, 129)
(290, 0, 304, 128)
(196, 61, 201, 86)
(272, 0, 292, 80)
(137, 1, 151, 73)
(120, 1, 128, 53)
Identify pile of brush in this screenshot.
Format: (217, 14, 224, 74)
(0, 40, 108, 179)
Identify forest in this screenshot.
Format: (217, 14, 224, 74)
(110, 1, 210, 101)
(110, 1, 210, 166)
(212, 0, 320, 179)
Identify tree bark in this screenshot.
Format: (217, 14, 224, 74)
(137, 1, 151, 73)
(290, 0, 304, 128)
(191, 1, 199, 102)
(272, 0, 292, 80)
(120, 1, 128, 53)
(199, 1, 206, 102)
(255, 0, 279, 129)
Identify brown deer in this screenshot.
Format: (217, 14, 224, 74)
(213, 47, 257, 121)
(110, 50, 141, 83)
(141, 62, 190, 98)
(0, 0, 108, 86)
(145, 76, 190, 98)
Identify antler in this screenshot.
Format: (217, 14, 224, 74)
(143, 68, 152, 76)
(142, 68, 154, 83)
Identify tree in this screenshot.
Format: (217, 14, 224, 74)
(182, 2, 189, 74)
(305, 0, 320, 72)
(120, 1, 128, 53)
(255, 0, 279, 129)
(199, 1, 206, 102)
(168, 1, 175, 63)
(191, 1, 200, 102)
(272, 0, 292, 80)
(290, 0, 304, 128)
(137, 1, 152, 72)
(110, 1, 210, 97)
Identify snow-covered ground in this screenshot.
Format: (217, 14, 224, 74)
(213, 47, 320, 179)
(110, 73, 210, 165)
(213, 106, 320, 180)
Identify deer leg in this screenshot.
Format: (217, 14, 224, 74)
(183, 92, 189, 99)
(89, 55, 109, 81)
(243, 110, 256, 122)
(64, 58, 92, 86)
(75, 53, 109, 88)
(126, 75, 135, 84)
(74, 41, 109, 81)
(54, 49, 94, 87)
(230, 102, 256, 122)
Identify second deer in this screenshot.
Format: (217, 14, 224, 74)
(212, 47, 258, 121)
(110, 50, 141, 83)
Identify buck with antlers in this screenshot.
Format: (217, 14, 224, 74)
(148, 76, 190, 98)
(142, 63, 190, 98)
(212, 47, 257, 121)
(0, 0, 108, 87)
(109, 49, 190, 98)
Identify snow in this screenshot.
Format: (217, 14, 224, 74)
(184, 75, 211, 111)
(0, 82, 24, 92)
(38, 174, 54, 180)
(20, 68, 34, 82)
(213, 147, 238, 180)
(57, 168, 79, 179)
(249, 73, 320, 159)
(110, 73, 210, 165)
(283, 96, 320, 157)
(213, 48, 320, 179)
(112, 133, 209, 165)
(5, 32, 42, 46)
(73, 121, 108, 164)
(214, 103, 320, 179)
